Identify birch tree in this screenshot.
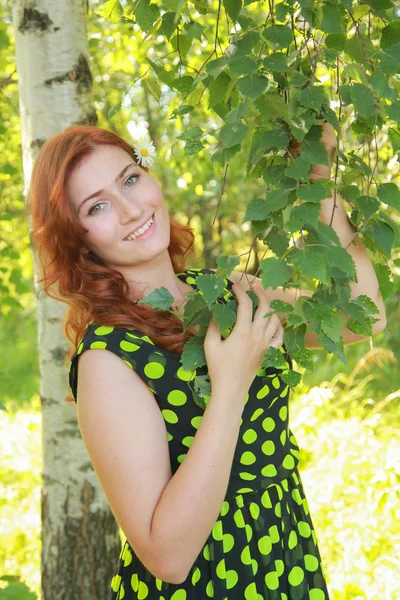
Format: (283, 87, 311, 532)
(11, 1, 120, 598)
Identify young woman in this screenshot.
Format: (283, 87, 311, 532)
(29, 125, 386, 600)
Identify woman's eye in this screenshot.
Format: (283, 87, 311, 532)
(88, 202, 105, 216)
(125, 174, 139, 187)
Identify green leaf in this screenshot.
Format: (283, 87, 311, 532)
(142, 78, 162, 103)
(378, 43, 400, 75)
(346, 316, 373, 336)
(181, 336, 207, 370)
(298, 86, 327, 111)
(259, 130, 290, 151)
(281, 369, 302, 388)
(325, 33, 346, 50)
(363, 218, 396, 258)
(237, 74, 268, 99)
(377, 183, 400, 211)
(374, 264, 396, 301)
(96, 0, 124, 23)
(227, 55, 258, 76)
(134, 0, 160, 32)
(322, 245, 357, 281)
(321, 3, 346, 33)
(223, 0, 243, 22)
(194, 273, 228, 307)
(316, 328, 346, 363)
(381, 22, 400, 50)
(225, 102, 249, 124)
(321, 312, 347, 343)
(215, 255, 242, 275)
(158, 12, 177, 40)
(260, 257, 292, 289)
(352, 195, 379, 220)
(351, 84, 376, 120)
(285, 157, 311, 180)
(219, 121, 249, 148)
(138, 286, 174, 310)
(288, 203, 321, 231)
(353, 294, 380, 316)
(344, 34, 374, 63)
(261, 346, 289, 369)
(177, 126, 204, 155)
(264, 188, 293, 215)
(108, 101, 123, 119)
(370, 70, 396, 100)
(212, 300, 237, 331)
(255, 92, 289, 121)
(289, 71, 309, 87)
(270, 300, 294, 313)
(185, 21, 206, 41)
(299, 138, 330, 167)
(262, 25, 294, 50)
(169, 75, 195, 95)
(263, 53, 293, 72)
(264, 227, 290, 256)
(291, 247, 328, 283)
(388, 128, 400, 153)
(169, 105, 194, 119)
(292, 346, 314, 370)
(298, 182, 331, 203)
(208, 71, 232, 107)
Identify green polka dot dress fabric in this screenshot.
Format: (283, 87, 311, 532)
(69, 268, 330, 600)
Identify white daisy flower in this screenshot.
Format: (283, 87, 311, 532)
(133, 138, 156, 168)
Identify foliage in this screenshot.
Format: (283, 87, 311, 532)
(93, 0, 400, 405)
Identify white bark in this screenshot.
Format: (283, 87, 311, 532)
(12, 2, 120, 598)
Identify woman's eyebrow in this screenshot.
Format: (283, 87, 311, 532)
(78, 162, 136, 213)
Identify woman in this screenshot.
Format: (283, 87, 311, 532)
(29, 124, 386, 599)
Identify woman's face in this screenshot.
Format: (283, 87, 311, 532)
(67, 144, 170, 268)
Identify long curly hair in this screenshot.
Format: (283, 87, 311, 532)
(28, 125, 199, 402)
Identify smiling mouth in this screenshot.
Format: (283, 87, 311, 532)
(124, 213, 155, 241)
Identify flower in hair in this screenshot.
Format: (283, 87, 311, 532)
(133, 138, 156, 168)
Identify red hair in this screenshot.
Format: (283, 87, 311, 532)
(28, 125, 199, 403)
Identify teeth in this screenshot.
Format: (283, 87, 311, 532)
(125, 216, 154, 240)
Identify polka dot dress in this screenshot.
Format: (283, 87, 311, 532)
(69, 268, 330, 600)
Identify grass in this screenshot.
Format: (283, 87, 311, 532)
(1, 375, 399, 599)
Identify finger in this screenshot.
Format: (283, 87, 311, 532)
(232, 284, 253, 329)
(252, 285, 273, 328)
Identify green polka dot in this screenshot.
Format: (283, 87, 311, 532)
(216, 558, 226, 579)
(138, 581, 149, 599)
(292, 489, 302, 505)
(176, 366, 195, 381)
(249, 502, 260, 520)
(90, 340, 107, 349)
(206, 580, 214, 597)
(241, 545, 251, 565)
(226, 570, 238, 589)
(122, 545, 132, 566)
(269, 525, 280, 543)
(182, 436, 194, 447)
(298, 521, 312, 538)
(111, 575, 121, 592)
(177, 453, 186, 463)
(265, 571, 279, 590)
(240, 451, 256, 465)
(244, 582, 258, 599)
(309, 589, 326, 599)
(120, 340, 139, 352)
(272, 377, 281, 389)
(155, 578, 163, 590)
(131, 574, 138, 592)
(279, 406, 288, 420)
(261, 489, 272, 508)
(291, 448, 300, 458)
(119, 583, 125, 599)
(171, 590, 187, 600)
(234, 509, 245, 528)
(262, 417, 276, 432)
(191, 568, 201, 585)
(258, 535, 272, 555)
(94, 326, 114, 335)
(250, 408, 264, 421)
(77, 342, 84, 354)
(275, 559, 284, 577)
(261, 440, 275, 456)
(304, 554, 319, 572)
(245, 523, 253, 543)
(223, 533, 235, 552)
(167, 432, 173, 441)
(191, 416, 202, 429)
(283, 454, 295, 469)
(240, 471, 257, 481)
(161, 409, 178, 424)
(274, 503, 282, 518)
(288, 530, 298, 549)
(256, 384, 270, 399)
(280, 385, 289, 397)
(212, 520, 223, 541)
(280, 430, 287, 445)
(167, 390, 187, 406)
(144, 362, 165, 379)
(237, 487, 253, 494)
(288, 565, 304, 586)
(261, 464, 278, 478)
(220, 501, 229, 516)
(243, 429, 258, 444)
(203, 545, 210, 560)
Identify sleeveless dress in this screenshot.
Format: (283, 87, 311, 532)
(68, 268, 330, 600)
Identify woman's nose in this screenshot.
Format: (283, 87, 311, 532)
(116, 193, 141, 221)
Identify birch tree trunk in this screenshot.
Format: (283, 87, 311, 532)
(11, 2, 121, 598)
